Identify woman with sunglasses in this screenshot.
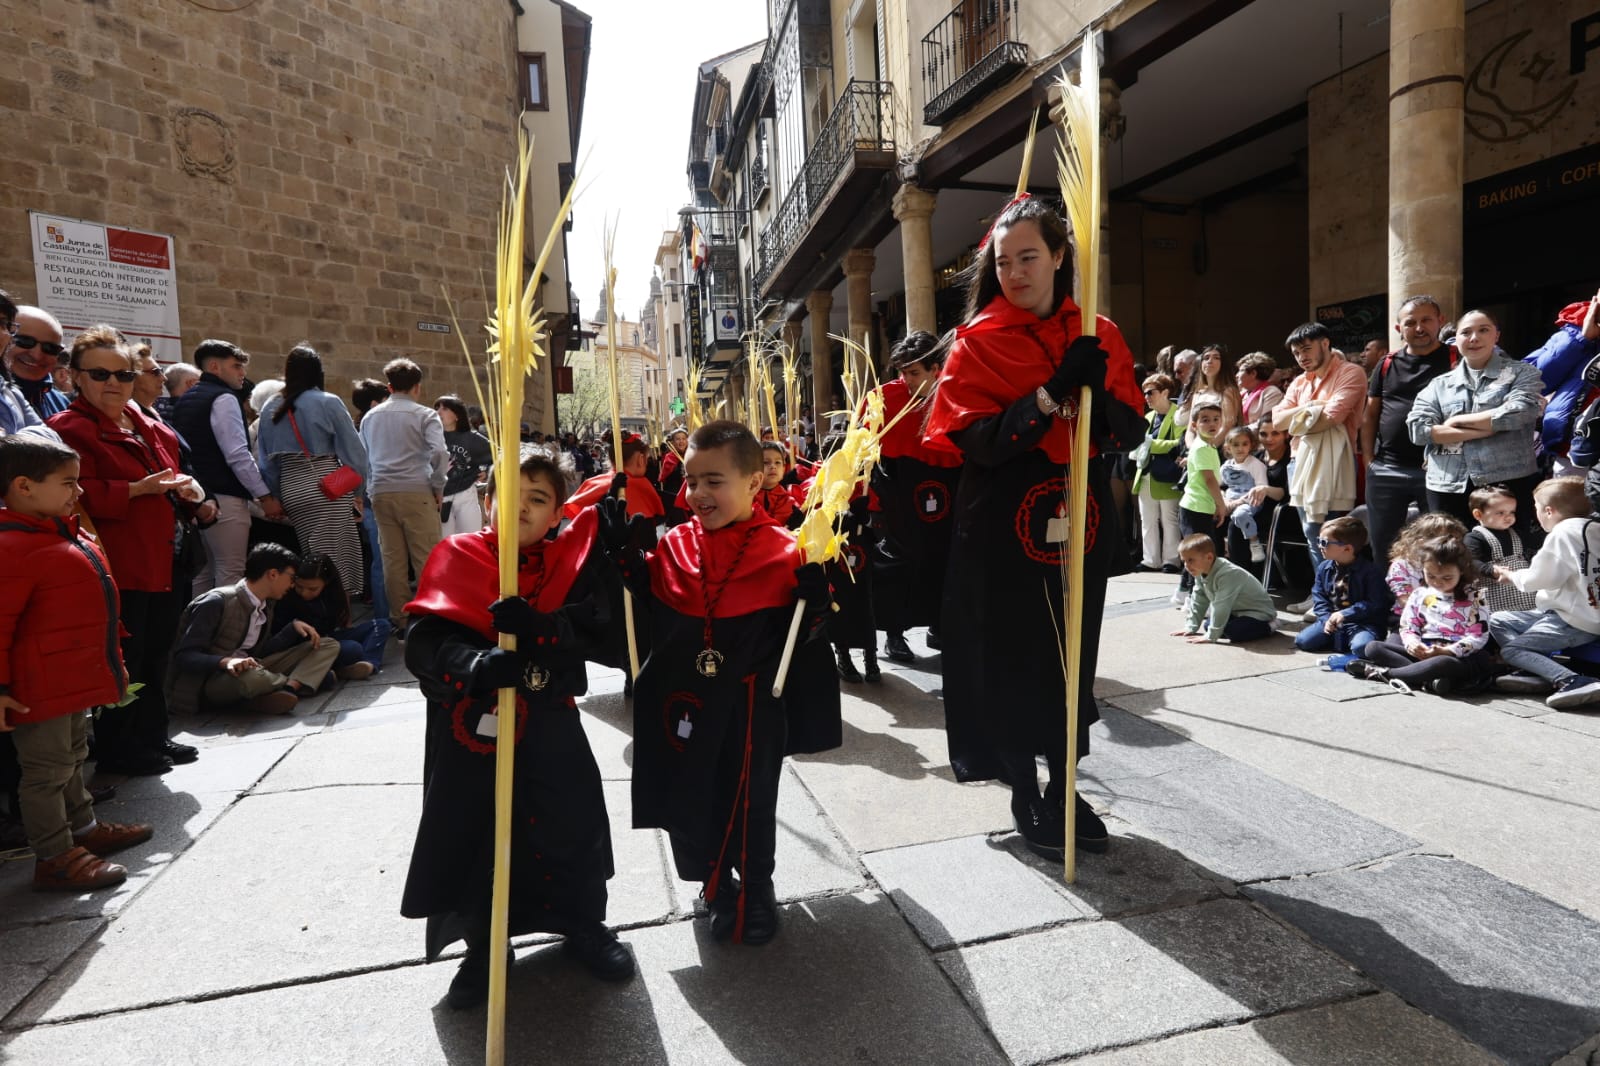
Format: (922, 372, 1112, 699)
(49, 325, 207, 776)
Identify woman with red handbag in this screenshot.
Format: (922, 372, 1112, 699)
(255, 344, 369, 595)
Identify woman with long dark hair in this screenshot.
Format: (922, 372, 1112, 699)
(255, 344, 369, 594)
(922, 196, 1145, 859)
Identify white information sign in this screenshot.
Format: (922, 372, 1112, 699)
(29, 211, 182, 363)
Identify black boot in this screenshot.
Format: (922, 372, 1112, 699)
(1010, 787, 1065, 860)
(924, 627, 941, 650)
(862, 648, 881, 683)
(445, 948, 491, 1010)
(562, 920, 635, 981)
(836, 646, 862, 683)
(704, 876, 739, 941)
(739, 880, 780, 946)
(883, 632, 915, 663)
(1074, 794, 1109, 853)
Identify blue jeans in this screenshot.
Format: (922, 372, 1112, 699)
(1489, 610, 1600, 685)
(333, 619, 390, 671)
(1295, 620, 1381, 655)
(360, 504, 389, 622)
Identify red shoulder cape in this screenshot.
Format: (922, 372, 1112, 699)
(921, 294, 1143, 464)
(877, 378, 961, 468)
(755, 485, 801, 525)
(647, 513, 798, 618)
(405, 507, 598, 641)
(562, 472, 665, 520)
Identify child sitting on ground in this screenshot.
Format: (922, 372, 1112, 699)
(1170, 533, 1278, 643)
(1488, 476, 1600, 710)
(274, 552, 389, 682)
(1348, 535, 1490, 696)
(1385, 513, 1469, 632)
(1463, 485, 1538, 616)
(1295, 514, 1390, 658)
(0, 436, 152, 891)
(1219, 426, 1269, 563)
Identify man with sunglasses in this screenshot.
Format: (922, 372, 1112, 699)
(0, 291, 59, 441)
(4, 306, 70, 421)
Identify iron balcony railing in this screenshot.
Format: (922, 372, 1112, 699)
(755, 79, 893, 294)
(922, 0, 1029, 125)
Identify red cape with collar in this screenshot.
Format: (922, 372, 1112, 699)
(562, 472, 664, 520)
(405, 507, 597, 641)
(755, 484, 803, 525)
(647, 512, 798, 618)
(877, 378, 962, 468)
(921, 294, 1142, 464)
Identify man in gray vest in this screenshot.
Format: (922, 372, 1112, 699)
(166, 543, 338, 716)
(170, 340, 285, 594)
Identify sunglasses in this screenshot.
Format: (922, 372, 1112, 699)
(81, 367, 138, 383)
(1317, 538, 1348, 548)
(10, 333, 65, 358)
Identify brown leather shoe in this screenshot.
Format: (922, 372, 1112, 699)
(75, 819, 153, 857)
(243, 690, 299, 715)
(336, 662, 375, 681)
(33, 846, 127, 892)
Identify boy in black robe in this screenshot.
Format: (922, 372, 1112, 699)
(601, 421, 840, 945)
(400, 449, 632, 1010)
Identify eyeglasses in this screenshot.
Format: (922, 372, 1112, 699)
(140, 366, 164, 377)
(1317, 537, 1348, 548)
(1142, 389, 1159, 397)
(9, 333, 65, 358)
(80, 367, 138, 383)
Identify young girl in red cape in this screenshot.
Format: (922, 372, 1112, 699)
(921, 195, 1145, 859)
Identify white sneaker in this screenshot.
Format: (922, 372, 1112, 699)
(1170, 588, 1187, 608)
(1249, 541, 1267, 563)
(1287, 596, 1314, 615)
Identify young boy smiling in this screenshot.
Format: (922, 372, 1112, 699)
(603, 420, 839, 945)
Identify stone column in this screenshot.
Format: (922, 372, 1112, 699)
(1388, 0, 1465, 323)
(892, 185, 938, 335)
(806, 289, 834, 418)
(843, 248, 876, 382)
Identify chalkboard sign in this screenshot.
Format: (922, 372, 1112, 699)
(1315, 294, 1387, 355)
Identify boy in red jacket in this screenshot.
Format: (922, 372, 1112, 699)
(0, 436, 152, 891)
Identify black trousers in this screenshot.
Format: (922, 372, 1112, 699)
(1178, 506, 1222, 591)
(99, 587, 183, 758)
(1362, 635, 1488, 689)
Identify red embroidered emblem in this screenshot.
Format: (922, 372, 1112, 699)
(449, 694, 529, 755)
(1013, 476, 1098, 565)
(843, 542, 868, 575)
(914, 479, 951, 523)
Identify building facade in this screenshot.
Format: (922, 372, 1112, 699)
(670, 0, 1600, 418)
(3, 0, 588, 429)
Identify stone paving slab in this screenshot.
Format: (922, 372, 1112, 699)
(1265, 665, 1408, 702)
(1069, 992, 1502, 1066)
(0, 789, 235, 930)
(0, 917, 103, 1022)
(11, 786, 423, 1024)
(865, 822, 1229, 951)
(1095, 611, 1303, 696)
(1247, 855, 1600, 1066)
(105, 735, 298, 801)
(1111, 675, 1600, 920)
(253, 719, 423, 793)
(577, 690, 635, 781)
(1535, 708, 1600, 739)
(169, 706, 333, 747)
(939, 898, 1370, 1064)
(325, 694, 427, 732)
(1079, 707, 1417, 883)
(602, 782, 675, 929)
(792, 690, 1010, 854)
(770, 765, 867, 901)
(1459, 692, 1561, 720)
(1, 891, 1006, 1065)
(320, 679, 423, 714)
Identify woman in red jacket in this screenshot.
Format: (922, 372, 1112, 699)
(49, 326, 210, 776)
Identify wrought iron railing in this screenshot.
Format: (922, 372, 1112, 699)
(754, 80, 893, 294)
(922, 0, 1028, 125)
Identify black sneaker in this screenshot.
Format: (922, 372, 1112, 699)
(1074, 794, 1109, 853)
(1011, 792, 1065, 860)
(562, 922, 635, 981)
(161, 740, 200, 765)
(1546, 675, 1600, 710)
(1494, 672, 1552, 695)
(1424, 678, 1454, 696)
(739, 881, 780, 946)
(445, 950, 490, 1011)
(836, 649, 862, 683)
(883, 633, 915, 663)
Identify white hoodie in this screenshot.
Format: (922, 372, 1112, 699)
(1508, 516, 1600, 634)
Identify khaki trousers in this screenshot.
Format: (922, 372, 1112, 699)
(373, 491, 442, 625)
(201, 640, 341, 707)
(11, 711, 94, 860)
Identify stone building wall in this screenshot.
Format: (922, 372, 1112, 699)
(0, 0, 557, 423)
(1308, 0, 1600, 314)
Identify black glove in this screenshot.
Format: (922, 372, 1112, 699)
(598, 495, 631, 553)
(489, 596, 566, 647)
(609, 472, 629, 498)
(794, 562, 831, 605)
(1043, 335, 1109, 404)
(471, 648, 524, 694)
